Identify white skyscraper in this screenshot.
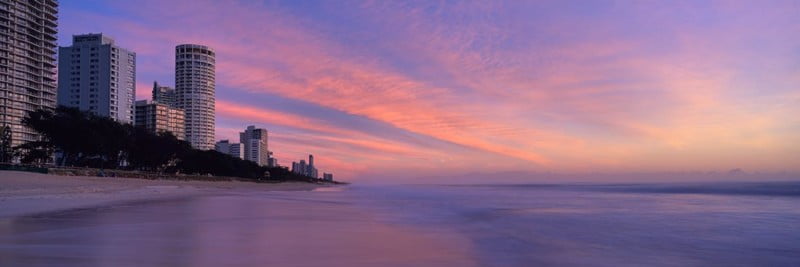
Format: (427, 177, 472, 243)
(239, 125, 268, 166)
(0, 0, 58, 147)
(58, 34, 136, 124)
(175, 44, 215, 150)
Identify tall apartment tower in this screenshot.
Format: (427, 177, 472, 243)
(175, 44, 215, 150)
(306, 154, 318, 178)
(57, 34, 136, 124)
(0, 0, 58, 147)
(239, 125, 268, 166)
(151, 81, 175, 107)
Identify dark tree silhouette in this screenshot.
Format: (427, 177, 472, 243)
(0, 125, 11, 163)
(128, 127, 190, 172)
(18, 107, 318, 181)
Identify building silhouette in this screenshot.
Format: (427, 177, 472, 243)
(291, 155, 318, 178)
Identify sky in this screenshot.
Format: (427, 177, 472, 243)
(59, 0, 800, 182)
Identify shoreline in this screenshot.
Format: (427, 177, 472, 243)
(0, 170, 329, 218)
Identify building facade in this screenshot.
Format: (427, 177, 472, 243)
(291, 155, 318, 178)
(0, 0, 59, 147)
(58, 33, 136, 124)
(151, 81, 175, 107)
(306, 154, 318, 178)
(239, 125, 268, 166)
(134, 100, 185, 140)
(292, 160, 307, 176)
(215, 139, 243, 159)
(175, 44, 215, 150)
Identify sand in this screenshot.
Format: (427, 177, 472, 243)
(0, 170, 323, 218)
(0, 170, 479, 266)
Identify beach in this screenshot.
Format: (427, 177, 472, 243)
(2, 171, 799, 266)
(0, 171, 323, 218)
(0, 171, 477, 266)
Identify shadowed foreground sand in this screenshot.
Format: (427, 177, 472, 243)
(0, 170, 324, 218)
(0, 171, 478, 266)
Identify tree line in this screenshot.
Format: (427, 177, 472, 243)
(2, 107, 314, 181)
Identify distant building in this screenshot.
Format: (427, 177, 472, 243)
(239, 125, 269, 166)
(151, 81, 176, 107)
(58, 33, 137, 124)
(215, 140, 244, 159)
(0, 0, 58, 147)
(323, 173, 333, 181)
(267, 151, 278, 167)
(291, 155, 318, 178)
(306, 154, 318, 178)
(134, 100, 185, 140)
(293, 160, 308, 176)
(176, 44, 215, 150)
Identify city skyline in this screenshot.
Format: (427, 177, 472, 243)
(56, 1, 800, 181)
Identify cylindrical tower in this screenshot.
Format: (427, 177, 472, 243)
(175, 44, 216, 150)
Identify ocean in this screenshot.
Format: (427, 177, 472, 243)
(1, 182, 799, 266)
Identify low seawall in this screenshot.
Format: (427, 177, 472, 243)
(46, 167, 266, 183)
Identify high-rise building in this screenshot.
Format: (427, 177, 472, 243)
(134, 100, 185, 140)
(239, 125, 268, 166)
(151, 81, 175, 107)
(0, 0, 59, 147)
(175, 44, 215, 150)
(294, 160, 307, 176)
(291, 155, 319, 178)
(58, 34, 136, 124)
(305, 154, 318, 178)
(306, 154, 318, 178)
(215, 139, 244, 159)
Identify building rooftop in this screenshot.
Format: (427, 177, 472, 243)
(71, 33, 115, 45)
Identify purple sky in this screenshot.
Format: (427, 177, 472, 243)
(59, 0, 800, 181)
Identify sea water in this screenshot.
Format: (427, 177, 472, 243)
(354, 182, 800, 266)
(0, 182, 798, 266)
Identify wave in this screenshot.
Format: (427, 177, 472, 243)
(442, 181, 800, 197)
(585, 182, 800, 197)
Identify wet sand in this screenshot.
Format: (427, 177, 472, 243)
(0, 171, 477, 266)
